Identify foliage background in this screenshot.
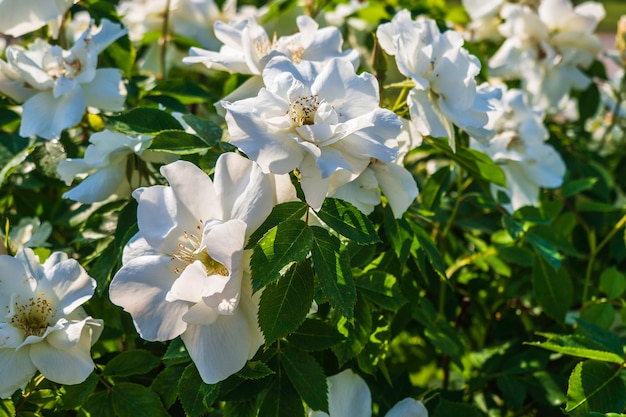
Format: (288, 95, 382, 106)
(1, 0, 626, 416)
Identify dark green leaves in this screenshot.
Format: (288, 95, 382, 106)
(425, 136, 506, 186)
(258, 262, 315, 343)
(107, 108, 183, 134)
(246, 202, 309, 249)
(311, 226, 356, 318)
(149, 131, 213, 154)
(103, 349, 161, 378)
(532, 257, 573, 322)
(178, 364, 220, 417)
(529, 333, 624, 364)
(110, 383, 170, 417)
(280, 348, 328, 413)
(317, 198, 380, 244)
(250, 220, 312, 291)
(565, 361, 626, 414)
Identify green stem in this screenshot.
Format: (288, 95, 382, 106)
(159, 0, 172, 79)
(581, 231, 597, 310)
(581, 212, 626, 309)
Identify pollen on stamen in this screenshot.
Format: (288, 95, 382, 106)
(289, 95, 321, 126)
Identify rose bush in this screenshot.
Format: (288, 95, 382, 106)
(0, 0, 625, 416)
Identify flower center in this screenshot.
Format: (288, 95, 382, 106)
(289, 95, 320, 126)
(506, 135, 526, 153)
(171, 222, 229, 276)
(9, 295, 54, 337)
(45, 55, 83, 80)
(254, 34, 304, 64)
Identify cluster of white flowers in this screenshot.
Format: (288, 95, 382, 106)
(57, 129, 178, 204)
(0, 0, 607, 401)
(472, 0, 605, 111)
(377, 10, 500, 149)
(0, 19, 127, 139)
(471, 88, 566, 212)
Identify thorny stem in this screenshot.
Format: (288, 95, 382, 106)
(159, 0, 172, 80)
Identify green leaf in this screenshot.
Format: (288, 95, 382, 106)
(434, 399, 484, 417)
(83, 390, 115, 417)
(599, 267, 626, 300)
(576, 321, 625, 357)
(0, 399, 15, 417)
(565, 361, 626, 414)
(236, 361, 275, 380)
(151, 364, 186, 408)
(107, 108, 183, 134)
(497, 375, 527, 409)
(246, 202, 309, 249)
(355, 271, 407, 311)
(529, 333, 624, 364)
(60, 373, 99, 410)
(526, 371, 567, 407)
(424, 321, 465, 368)
(99, 34, 135, 78)
(420, 165, 453, 213)
(0, 138, 36, 186)
(111, 383, 170, 417)
(316, 198, 380, 244)
(581, 302, 616, 329)
(250, 220, 313, 291)
(182, 114, 222, 147)
(224, 400, 259, 417)
(258, 261, 315, 343)
(410, 222, 447, 279)
(532, 257, 573, 322)
(150, 79, 214, 104)
(280, 348, 328, 412)
(163, 337, 190, 365)
(258, 377, 305, 417)
(311, 226, 356, 318)
(502, 215, 525, 240)
(288, 319, 345, 351)
(148, 131, 212, 154)
(333, 293, 372, 366)
(426, 136, 506, 186)
(577, 202, 622, 212)
(578, 82, 601, 123)
(382, 206, 412, 263)
(561, 178, 599, 198)
(103, 349, 161, 378)
(527, 232, 564, 270)
(177, 364, 220, 417)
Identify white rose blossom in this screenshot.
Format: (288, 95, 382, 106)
(377, 10, 499, 149)
(0, 249, 103, 398)
(222, 56, 402, 210)
(309, 369, 428, 417)
(461, 0, 505, 41)
(0, 0, 77, 38)
(109, 153, 276, 384)
(488, 0, 605, 110)
(6, 217, 53, 252)
(0, 19, 127, 140)
(57, 129, 177, 204)
(118, 0, 261, 74)
(184, 15, 359, 102)
(470, 88, 566, 212)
